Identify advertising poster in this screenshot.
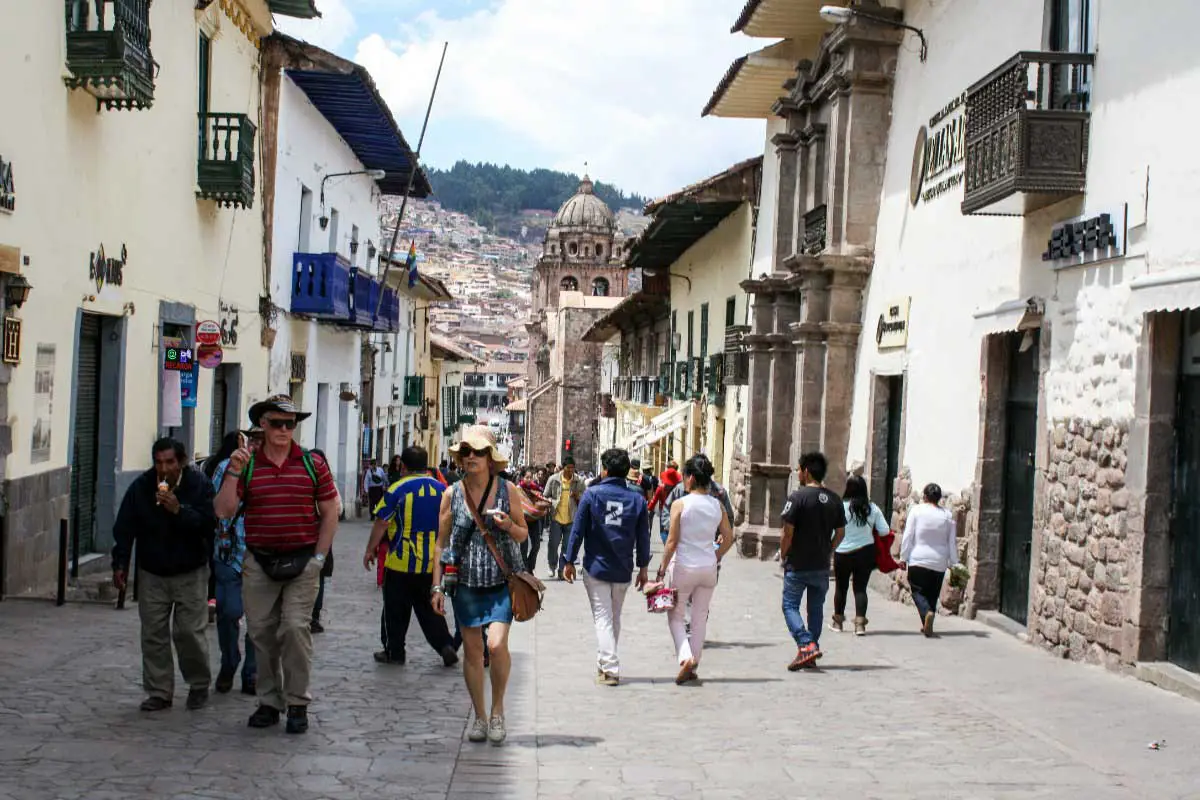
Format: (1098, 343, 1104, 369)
(31, 344, 54, 463)
(180, 362, 199, 409)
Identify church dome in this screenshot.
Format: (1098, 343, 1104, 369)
(551, 176, 614, 231)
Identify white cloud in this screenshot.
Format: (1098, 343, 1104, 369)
(350, 0, 766, 197)
(274, 0, 357, 53)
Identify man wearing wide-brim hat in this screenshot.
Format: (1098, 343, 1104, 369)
(215, 394, 339, 735)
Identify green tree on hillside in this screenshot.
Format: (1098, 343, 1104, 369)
(425, 161, 647, 220)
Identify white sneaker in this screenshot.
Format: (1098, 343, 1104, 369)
(487, 714, 507, 745)
(467, 717, 488, 743)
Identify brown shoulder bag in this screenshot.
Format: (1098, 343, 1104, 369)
(460, 480, 546, 622)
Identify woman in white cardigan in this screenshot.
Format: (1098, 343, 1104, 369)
(899, 483, 957, 637)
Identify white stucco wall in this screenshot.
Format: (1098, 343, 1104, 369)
(0, 0, 271, 479)
(846, 0, 1045, 491)
(751, 117, 787, 278)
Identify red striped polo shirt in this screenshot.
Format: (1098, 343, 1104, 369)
(239, 443, 338, 551)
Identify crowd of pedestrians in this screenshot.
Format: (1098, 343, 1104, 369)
(109, 398, 958, 745)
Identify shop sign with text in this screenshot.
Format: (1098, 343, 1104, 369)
(876, 298, 911, 350)
(910, 92, 966, 207)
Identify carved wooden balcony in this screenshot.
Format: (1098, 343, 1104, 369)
(197, 113, 256, 209)
(962, 51, 1093, 216)
(64, 0, 155, 110)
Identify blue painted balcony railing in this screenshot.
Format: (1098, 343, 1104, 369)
(348, 268, 379, 328)
(374, 288, 399, 332)
(291, 252, 350, 319)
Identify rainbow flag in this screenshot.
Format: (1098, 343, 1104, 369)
(405, 240, 418, 288)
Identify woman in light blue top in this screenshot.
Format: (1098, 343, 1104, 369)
(832, 476, 890, 635)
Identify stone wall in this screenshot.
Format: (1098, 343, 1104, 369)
(881, 468, 973, 615)
(526, 387, 559, 468)
(1029, 419, 1133, 668)
(2, 468, 71, 597)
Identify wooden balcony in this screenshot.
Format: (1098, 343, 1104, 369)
(962, 51, 1093, 216)
(197, 113, 256, 209)
(64, 0, 155, 110)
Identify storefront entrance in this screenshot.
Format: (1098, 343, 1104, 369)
(1000, 330, 1039, 624)
(1169, 311, 1200, 671)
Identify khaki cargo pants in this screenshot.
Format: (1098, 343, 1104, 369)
(138, 566, 212, 700)
(242, 555, 322, 710)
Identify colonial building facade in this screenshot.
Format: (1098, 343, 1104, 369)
(707, 0, 902, 559)
(842, 0, 1200, 681)
(586, 157, 760, 503)
(0, 0, 319, 595)
(259, 33, 429, 504)
(525, 178, 626, 469)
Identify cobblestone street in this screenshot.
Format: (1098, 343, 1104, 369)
(1, 520, 1199, 799)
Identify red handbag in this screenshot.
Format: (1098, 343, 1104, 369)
(874, 531, 900, 574)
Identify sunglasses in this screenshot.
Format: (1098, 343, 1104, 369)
(457, 445, 490, 458)
(264, 418, 297, 430)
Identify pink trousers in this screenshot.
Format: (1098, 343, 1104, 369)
(666, 564, 718, 666)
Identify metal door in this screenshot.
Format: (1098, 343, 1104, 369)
(1169, 375, 1200, 670)
(1000, 331, 1039, 624)
(71, 314, 101, 554)
(883, 375, 903, 522)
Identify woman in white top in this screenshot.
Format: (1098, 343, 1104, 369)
(657, 454, 734, 685)
(833, 476, 891, 636)
(899, 483, 958, 637)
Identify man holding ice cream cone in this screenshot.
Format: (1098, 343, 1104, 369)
(112, 437, 217, 712)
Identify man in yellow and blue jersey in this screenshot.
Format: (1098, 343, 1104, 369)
(363, 446, 458, 667)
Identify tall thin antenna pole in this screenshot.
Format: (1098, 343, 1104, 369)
(375, 41, 448, 316)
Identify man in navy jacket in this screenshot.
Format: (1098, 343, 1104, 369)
(561, 448, 650, 686)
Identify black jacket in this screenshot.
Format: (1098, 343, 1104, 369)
(112, 466, 217, 577)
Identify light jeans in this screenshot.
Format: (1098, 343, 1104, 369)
(582, 571, 630, 676)
(667, 564, 718, 666)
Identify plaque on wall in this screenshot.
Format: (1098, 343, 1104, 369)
(876, 298, 911, 350)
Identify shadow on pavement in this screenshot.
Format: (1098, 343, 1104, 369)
(865, 630, 991, 638)
(806, 664, 896, 672)
(705, 641, 775, 650)
(504, 734, 605, 748)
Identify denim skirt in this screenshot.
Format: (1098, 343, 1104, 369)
(452, 583, 513, 628)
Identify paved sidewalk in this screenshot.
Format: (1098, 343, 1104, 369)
(1, 520, 1199, 799)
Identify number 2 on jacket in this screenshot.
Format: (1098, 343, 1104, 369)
(604, 501, 623, 527)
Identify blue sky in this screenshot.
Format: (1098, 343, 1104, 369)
(276, 0, 768, 199)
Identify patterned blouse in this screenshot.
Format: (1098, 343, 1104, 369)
(442, 479, 524, 588)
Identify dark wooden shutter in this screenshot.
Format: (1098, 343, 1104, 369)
(210, 364, 227, 457)
(71, 314, 101, 554)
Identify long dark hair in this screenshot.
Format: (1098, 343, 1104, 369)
(844, 475, 871, 527)
(203, 431, 242, 479)
(684, 454, 715, 490)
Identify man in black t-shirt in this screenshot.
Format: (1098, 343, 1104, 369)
(779, 451, 846, 671)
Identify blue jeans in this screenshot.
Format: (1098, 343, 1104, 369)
(213, 560, 256, 681)
(782, 567, 829, 648)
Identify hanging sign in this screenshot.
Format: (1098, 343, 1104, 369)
(196, 342, 223, 368)
(195, 320, 222, 345)
(180, 362, 199, 408)
(162, 337, 194, 371)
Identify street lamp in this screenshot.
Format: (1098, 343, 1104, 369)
(5, 274, 32, 309)
(319, 169, 387, 229)
(819, 5, 928, 62)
